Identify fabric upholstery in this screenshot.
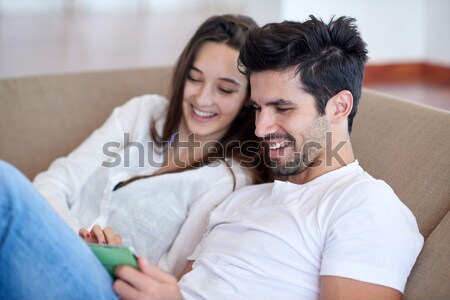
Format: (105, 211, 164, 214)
(403, 211, 450, 300)
(352, 89, 450, 299)
(0, 67, 172, 179)
(353, 90, 450, 239)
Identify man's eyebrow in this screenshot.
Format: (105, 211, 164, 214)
(251, 99, 295, 106)
(267, 99, 294, 106)
(190, 66, 241, 87)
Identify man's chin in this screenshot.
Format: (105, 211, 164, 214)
(269, 158, 305, 177)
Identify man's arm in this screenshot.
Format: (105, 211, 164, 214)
(320, 276, 401, 300)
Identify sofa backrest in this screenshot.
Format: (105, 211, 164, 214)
(0, 67, 172, 179)
(352, 89, 450, 299)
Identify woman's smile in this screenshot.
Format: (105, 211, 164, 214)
(191, 104, 217, 122)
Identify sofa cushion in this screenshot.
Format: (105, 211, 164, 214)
(353, 89, 450, 298)
(403, 210, 450, 299)
(353, 89, 450, 239)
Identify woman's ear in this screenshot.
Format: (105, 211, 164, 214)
(326, 90, 353, 124)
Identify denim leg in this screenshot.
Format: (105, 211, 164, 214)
(0, 161, 118, 300)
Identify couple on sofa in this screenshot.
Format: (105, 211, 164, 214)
(0, 13, 422, 300)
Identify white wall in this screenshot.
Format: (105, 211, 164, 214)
(425, 0, 450, 65)
(0, 0, 281, 78)
(281, 0, 450, 66)
(1, 0, 449, 78)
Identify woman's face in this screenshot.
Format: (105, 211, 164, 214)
(181, 42, 248, 142)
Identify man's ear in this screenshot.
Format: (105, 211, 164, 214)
(326, 90, 353, 124)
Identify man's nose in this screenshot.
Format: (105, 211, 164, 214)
(255, 110, 277, 138)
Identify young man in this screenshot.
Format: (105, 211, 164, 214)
(0, 15, 420, 300)
(113, 16, 423, 300)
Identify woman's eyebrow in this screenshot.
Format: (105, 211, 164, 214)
(191, 66, 241, 87)
(191, 66, 203, 74)
(218, 77, 241, 87)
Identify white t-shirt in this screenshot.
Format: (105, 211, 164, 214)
(33, 95, 252, 275)
(179, 161, 423, 300)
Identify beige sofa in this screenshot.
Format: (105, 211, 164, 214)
(1, 67, 449, 299)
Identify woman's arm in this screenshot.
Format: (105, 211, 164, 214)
(33, 95, 166, 230)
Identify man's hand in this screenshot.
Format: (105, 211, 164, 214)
(79, 224, 123, 245)
(114, 257, 183, 300)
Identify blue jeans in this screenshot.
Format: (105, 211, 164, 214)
(0, 161, 117, 300)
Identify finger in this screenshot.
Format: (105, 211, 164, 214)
(90, 225, 106, 244)
(116, 234, 123, 246)
(138, 257, 177, 284)
(115, 264, 183, 300)
(113, 279, 141, 300)
(103, 227, 119, 245)
(78, 228, 92, 239)
(115, 265, 154, 293)
(82, 236, 99, 244)
(78, 228, 98, 244)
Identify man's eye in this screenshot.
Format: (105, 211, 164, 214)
(252, 104, 261, 111)
(276, 107, 291, 113)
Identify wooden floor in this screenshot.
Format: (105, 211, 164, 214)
(364, 82, 450, 111)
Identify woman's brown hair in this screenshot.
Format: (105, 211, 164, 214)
(117, 15, 272, 191)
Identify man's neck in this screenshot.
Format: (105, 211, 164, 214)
(288, 137, 355, 185)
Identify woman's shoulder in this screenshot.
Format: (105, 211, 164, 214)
(121, 94, 168, 113)
(113, 94, 168, 130)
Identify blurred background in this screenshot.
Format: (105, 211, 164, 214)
(1, 0, 449, 109)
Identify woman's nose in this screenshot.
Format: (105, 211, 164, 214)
(194, 85, 214, 106)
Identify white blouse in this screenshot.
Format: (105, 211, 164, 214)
(33, 94, 252, 275)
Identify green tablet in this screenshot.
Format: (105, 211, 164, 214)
(88, 244, 138, 277)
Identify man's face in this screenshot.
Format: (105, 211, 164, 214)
(250, 69, 329, 177)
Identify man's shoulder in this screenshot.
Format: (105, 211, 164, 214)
(343, 177, 398, 202)
(329, 163, 399, 203)
(314, 164, 408, 219)
(323, 176, 414, 227)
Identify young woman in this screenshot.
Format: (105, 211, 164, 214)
(32, 14, 271, 277)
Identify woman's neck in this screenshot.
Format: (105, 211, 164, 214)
(158, 123, 223, 173)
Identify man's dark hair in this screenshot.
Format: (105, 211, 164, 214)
(239, 15, 368, 133)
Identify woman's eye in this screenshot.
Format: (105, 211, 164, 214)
(218, 88, 234, 94)
(187, 75, 201, 82)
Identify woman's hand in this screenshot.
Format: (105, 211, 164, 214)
(79, 224, 123, 245)
(114, 257, 183, 300)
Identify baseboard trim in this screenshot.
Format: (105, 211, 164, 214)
(363, 63, 450, 85)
